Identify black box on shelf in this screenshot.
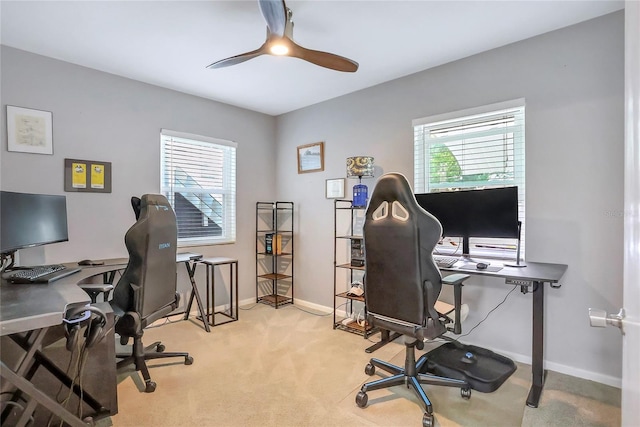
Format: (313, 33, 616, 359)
(351, 238, 364, 267)
(265, 233, 282, 255)
(265, 233, 273, 254)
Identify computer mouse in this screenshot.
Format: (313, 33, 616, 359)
(78, 259, 103, 266)
(476, 262, 489, 270)
(461, 351, 477, 364)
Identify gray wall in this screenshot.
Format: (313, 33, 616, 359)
(275, 12, 625, 385)
(0, 46, 277, 304)
(0, 11, 625, 386)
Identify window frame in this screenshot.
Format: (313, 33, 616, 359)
(160, 129, 237, 247)
(413, 99, 526, 260)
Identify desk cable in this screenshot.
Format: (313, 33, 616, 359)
(363, 284, 519, 346)
(47, 329, 90, 427)
(436, 284, 518, 344)
(0, 392, 34, 426)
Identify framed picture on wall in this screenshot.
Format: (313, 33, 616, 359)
(6, 106, 54, 155)
(325, 178, 345, 199)
(297, 142, 324, 173)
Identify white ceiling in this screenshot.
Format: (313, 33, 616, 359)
(1, 1, 624, 116)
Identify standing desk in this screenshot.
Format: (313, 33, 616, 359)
(440, 260, 568, 409)
(368, 259, 567, 409)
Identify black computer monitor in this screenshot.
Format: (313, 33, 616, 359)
(414, 186, 519, 257)
(0, 191, 70, 255)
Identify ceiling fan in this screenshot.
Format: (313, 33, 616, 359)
(207, 0, 358, 73)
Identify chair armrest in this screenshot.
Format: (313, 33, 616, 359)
(441, 273, 470, 335)
(78, 284, 114, 303)
(79, 284, 114, 293)
(442, 273, 470, 286)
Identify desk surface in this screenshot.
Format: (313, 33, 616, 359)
(442, 259, 567, 283)
(0, 263, 114, 336)
(1, 254, 204, 337)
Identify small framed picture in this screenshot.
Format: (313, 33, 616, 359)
(326, 178, 345, 199)
(64, 158, 112, 193)
(6, 106, 54, 155)
(297, 142, 324, 174)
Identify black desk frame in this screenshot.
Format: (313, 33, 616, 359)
(444, 261, 567, 408)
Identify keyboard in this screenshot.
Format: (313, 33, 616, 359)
(6, 265, 81, 284)
(433, 256, 459, 268)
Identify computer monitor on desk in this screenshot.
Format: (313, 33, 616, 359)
(414, 187, 520, 261)
(1, 191, 70, 269)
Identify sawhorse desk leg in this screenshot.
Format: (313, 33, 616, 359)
(1, 361, 89, 427)
(182, 261, 210, 333)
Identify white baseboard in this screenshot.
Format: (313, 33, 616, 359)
(237, 296, 334, 314)
(292, 298, 333, 314)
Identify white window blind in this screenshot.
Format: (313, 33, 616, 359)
(161, 129, 236, 246)
(413, 100, 525, 259)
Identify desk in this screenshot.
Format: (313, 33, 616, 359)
(441, 260, 568, 409)
(0, 266, 119, 426)
(368, 259, 567, 409)
(199, 257, 239, 327)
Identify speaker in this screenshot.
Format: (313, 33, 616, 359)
(64, 304, 107, 351)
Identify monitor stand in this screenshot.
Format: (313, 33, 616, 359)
(459, 237, 477, 263)
(505, 222, 526, 268)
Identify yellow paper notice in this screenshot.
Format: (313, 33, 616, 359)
(72, 163, 86, 188)
(91, 164, 105, 189)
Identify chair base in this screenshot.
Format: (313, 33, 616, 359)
(116, 338, 193, 393)
(356, 340, 470, 427)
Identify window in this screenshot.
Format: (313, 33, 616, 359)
(161, 129, 236, 246)
(413, 100, 525, 259)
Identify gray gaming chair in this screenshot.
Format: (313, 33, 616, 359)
(110, 194, 193, 393)
(355, 173, 471, 427)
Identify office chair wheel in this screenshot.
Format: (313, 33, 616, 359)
(155, 343, 166, 353)
(422, 412, 434, 427)
(145, 381, 157, 393)
(364, 363, 375, 376)
(461, 387, 471, 399)
(185, 356, 194, 365)
(355, 391, 368, 408)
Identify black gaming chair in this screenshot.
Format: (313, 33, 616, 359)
(355, 173, 471, 427)
(110, 194, 193, 393)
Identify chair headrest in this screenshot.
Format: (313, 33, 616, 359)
(367, 173, 421, 218)
(366, 172, 443, 239)
(139, 194, 172, 217)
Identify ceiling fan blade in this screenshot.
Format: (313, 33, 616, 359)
(206, 45, 267, 69)
(289, 41, 359, 73)
(258, 0, 287, 37)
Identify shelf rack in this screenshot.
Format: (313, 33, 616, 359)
(333, 199, 377, 338)
(256, 201, 294, 308)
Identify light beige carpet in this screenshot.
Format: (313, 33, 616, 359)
(107, 304, 619, 427)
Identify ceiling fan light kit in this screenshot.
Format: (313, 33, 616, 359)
(207, 0, 358, 73)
